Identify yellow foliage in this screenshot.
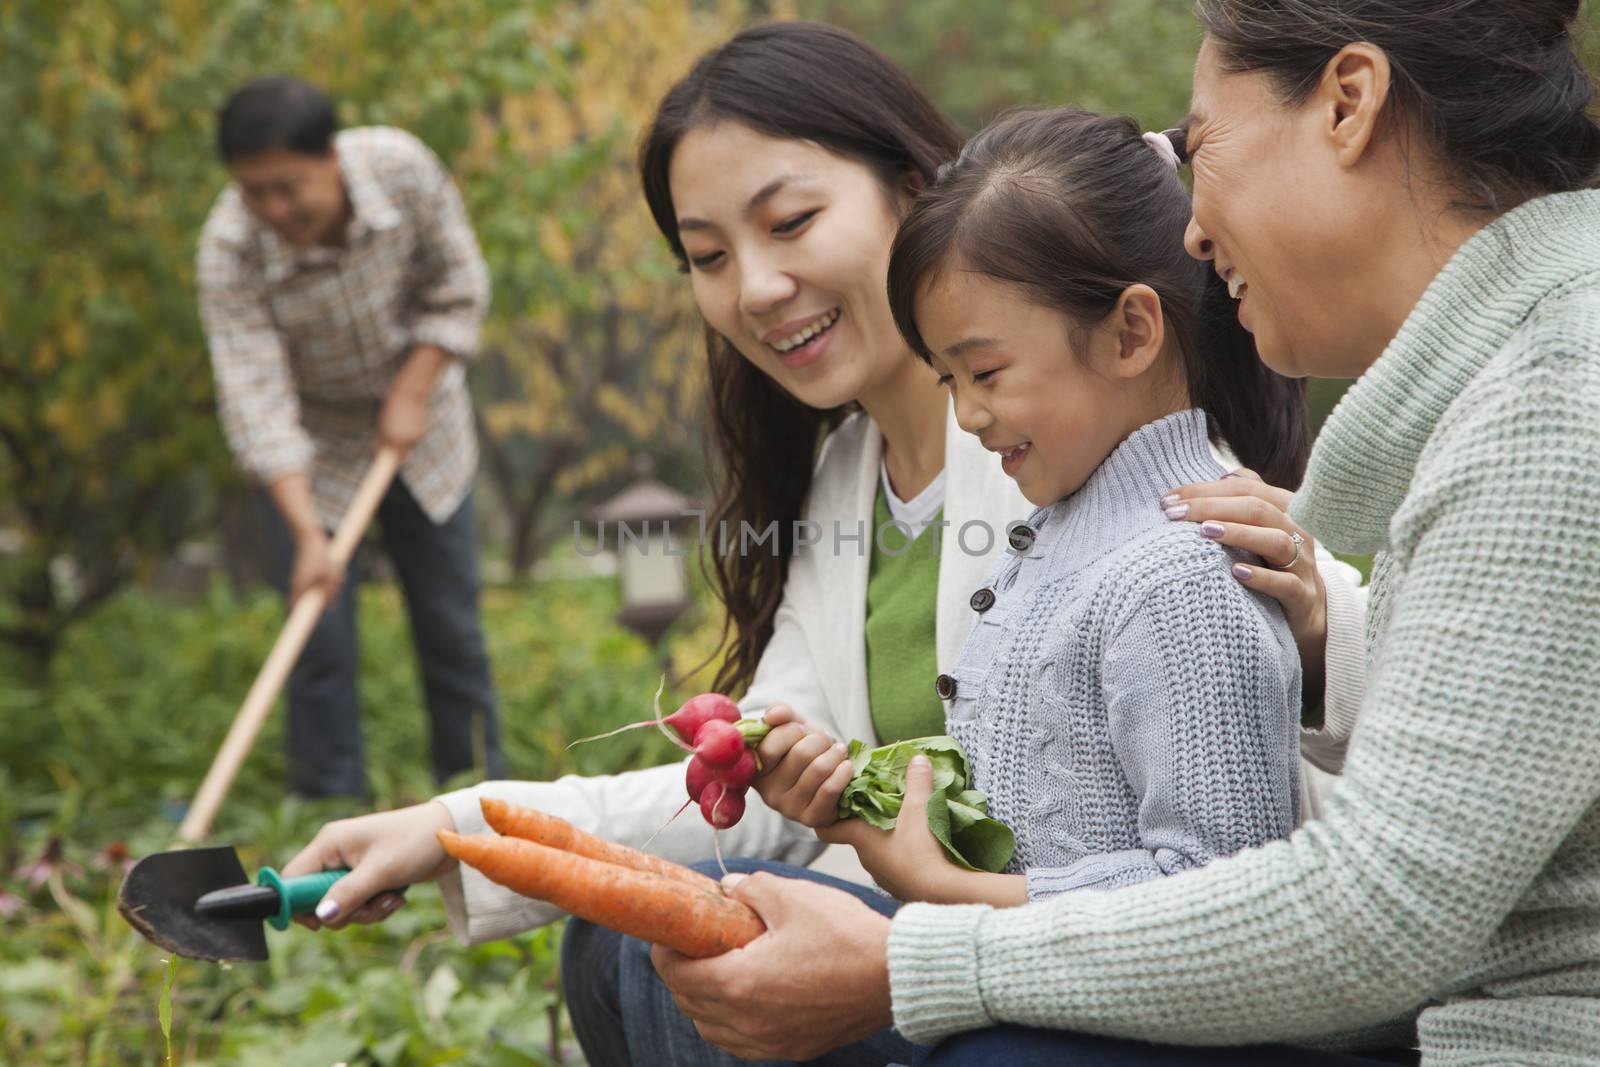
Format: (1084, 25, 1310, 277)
(59, 319, 86, 358)
(593, 382, 655, 440)
(33, 341, 60, 374)
(95, 382, 125, 430)
(554, 443, 632, 496)
(468, 0, 743, 561)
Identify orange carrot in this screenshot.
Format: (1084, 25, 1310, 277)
(478, 797, 721, 895)
(437, 829, 764, 958)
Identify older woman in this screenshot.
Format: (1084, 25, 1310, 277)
(654, 2, 1600, 1064)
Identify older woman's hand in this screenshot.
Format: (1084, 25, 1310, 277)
(650, 870, 895, 1060)
(1161, 469, 1327, 700)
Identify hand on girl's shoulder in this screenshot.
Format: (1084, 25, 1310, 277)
(1104, 521, 1276, 624)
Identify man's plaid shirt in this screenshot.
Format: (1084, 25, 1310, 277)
(197, 126, 489, 528)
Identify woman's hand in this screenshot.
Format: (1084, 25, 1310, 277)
(1162, 468, 1327, 700)
(751, 705, 853, 827)
(650, 872, 895, 1061)
(817, 757, 1025, 906)
(279, 800, 458, 929)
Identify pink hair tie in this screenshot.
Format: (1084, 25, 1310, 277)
(1142, 130, 1181, 171)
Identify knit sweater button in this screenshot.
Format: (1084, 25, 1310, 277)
(970, 587, 996, 613)
(935, 673, 958, 700)
(1007, 524, 1036, 553)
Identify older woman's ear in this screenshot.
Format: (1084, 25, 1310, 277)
(1316, 43, 1393, 170)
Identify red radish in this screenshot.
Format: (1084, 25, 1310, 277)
(650, 737, 756, 846)
(686, 755, 715, 801)
(568, 683, 740, 751)
(693, 719, 745, 769)
(666, 693, 741, 744)
(712, 748, 757, 790)
(700, 782, 746, 829)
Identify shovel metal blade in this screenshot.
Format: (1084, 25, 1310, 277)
(117, 846, 269, 962)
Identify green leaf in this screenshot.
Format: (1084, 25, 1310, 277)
(158, 955, 176, 1066)
(835, 735, 1015, 872)
(952, 809, 1018, 874)
(0, 957, 74, 997)
(370, 1030, 411, 1067)
(244, 1016, 364, 1067)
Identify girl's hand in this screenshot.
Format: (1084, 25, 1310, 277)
(750, 705, 853, 828)
(817, 757, 1025, 906)
(1162, 468, 1327, 699)
(279, 801, 457, 929)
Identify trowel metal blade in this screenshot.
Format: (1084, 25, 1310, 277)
(117, 846, 269, 962)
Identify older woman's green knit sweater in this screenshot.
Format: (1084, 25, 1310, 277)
(885, 189, 1600, 1064)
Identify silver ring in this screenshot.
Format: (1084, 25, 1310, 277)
(1281, 531, 1305, 569)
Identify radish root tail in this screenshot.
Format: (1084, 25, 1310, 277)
(640, 797, 693, 853)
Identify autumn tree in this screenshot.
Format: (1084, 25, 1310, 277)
(801, 0, 1200, 132)
(462, 0, 750, 577)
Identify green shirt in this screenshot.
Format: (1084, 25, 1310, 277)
(864, 485, 945, 744)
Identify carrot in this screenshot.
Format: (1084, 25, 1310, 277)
(437, 830, 764, 958)
(477, 797, 721, 894)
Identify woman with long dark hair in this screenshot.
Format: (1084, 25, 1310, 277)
(654, 3, 1600, 1064)
(278, 19, 1367, 1065)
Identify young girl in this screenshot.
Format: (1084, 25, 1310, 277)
(793, 106, 1309, 906)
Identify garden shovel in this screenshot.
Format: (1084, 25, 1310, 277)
(117, 845, 359, 962)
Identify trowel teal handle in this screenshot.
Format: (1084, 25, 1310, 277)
(257, 866, 349, 931)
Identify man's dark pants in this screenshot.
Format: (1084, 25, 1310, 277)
(263, 479, 503, 797)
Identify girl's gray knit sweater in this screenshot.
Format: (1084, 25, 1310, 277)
(887, 190, 1600, 1064)
(941, 408, 1301, 899)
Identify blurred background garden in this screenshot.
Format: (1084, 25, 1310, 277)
(9, 1, 1595, 1064)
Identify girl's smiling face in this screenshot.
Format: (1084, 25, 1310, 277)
(916, 268, 1180, 506)
(668, 122, 921, 411)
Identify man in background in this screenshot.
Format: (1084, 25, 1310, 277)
(197, 75, 503, 798)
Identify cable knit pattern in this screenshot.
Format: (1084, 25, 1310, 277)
(942, 410, 1301, 898)
(885, 190, 1600, 1064)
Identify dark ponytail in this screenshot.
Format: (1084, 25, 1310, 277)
(1196, 0, 1600, 213)
(887, 107, 1309, 488)
(639, 22, 962, 696)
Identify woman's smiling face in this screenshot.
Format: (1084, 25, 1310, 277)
(1182, 38, 1391, 379)
(668, 122, 918, 411)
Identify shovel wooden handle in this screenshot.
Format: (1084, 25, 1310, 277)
(177, 447, 402, 844)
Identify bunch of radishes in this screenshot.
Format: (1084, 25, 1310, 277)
(573, 688, 771, 831)
(670, 694, 769, 829)
(574, 684, 1018, 876)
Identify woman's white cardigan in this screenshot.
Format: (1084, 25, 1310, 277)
(437, 405, 1366, 944)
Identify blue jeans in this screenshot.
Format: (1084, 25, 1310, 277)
(262, 480, 502, 797)
(561, 861, 1421, 1067)
(561, 859, 921, 1067)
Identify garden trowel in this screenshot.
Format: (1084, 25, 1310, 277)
(117, 846, 352, 962)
